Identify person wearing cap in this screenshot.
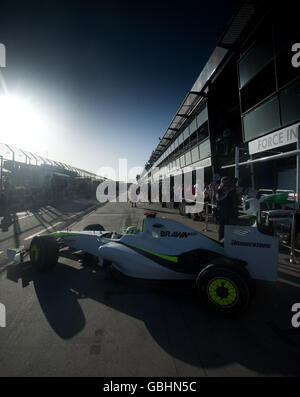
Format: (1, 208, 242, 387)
(216, 176, 239, 241)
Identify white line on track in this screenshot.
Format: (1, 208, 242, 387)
(23, 206, 97, 241)
(24, 221, 63, 241)
(0, 251, 3, 255)
(69, 213, 80, 218)
(66, 208, 97, 229)
(89, 213, 123, 216)
(19, 211, 77, 223)
(18, 213, 34, 220)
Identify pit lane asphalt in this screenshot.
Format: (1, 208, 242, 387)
(0, 201, 300, 376)
(0, 199, 99, 269)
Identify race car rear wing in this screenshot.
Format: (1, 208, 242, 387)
(224, 225, 278, 282)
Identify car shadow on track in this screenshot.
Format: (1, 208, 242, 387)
(5, 256, 300, 376)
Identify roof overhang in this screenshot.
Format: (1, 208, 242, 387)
(147, 0, 256, 168)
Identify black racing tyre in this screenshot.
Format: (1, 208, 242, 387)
(29, 235, 59, 272)
(196, 264, 251, 316)
(83, 224, 105, 231)
(295, 231, 300, 251)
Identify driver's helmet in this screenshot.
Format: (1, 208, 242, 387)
(125, 226, 139, 235)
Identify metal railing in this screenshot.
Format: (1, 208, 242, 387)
(0, 142, 104, 186)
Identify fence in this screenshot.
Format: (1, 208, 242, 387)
(0, 142, 103, 189)
(0, 143, 105, 210)
(0, 143, 104, 188)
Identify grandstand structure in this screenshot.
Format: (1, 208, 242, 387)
(0, 142, 103, 185)
(0, 142, 105, 208)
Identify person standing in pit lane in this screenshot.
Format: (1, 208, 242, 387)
(216, 176, 240, 242)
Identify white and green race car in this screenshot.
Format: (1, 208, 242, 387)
(10, 212, 279, 316)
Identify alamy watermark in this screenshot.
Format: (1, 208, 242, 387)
(291, 43, 300, 68)
(0, 302, 6, 327)
(291, 303, 300, 328)
(0, 43, 6, 68)
(95, 159, 205, 214)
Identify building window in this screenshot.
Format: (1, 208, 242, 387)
(189, 117, 197, 135)
(240, 61, 276, 113)
(199, 139, 211, 160)
(191, 146, 199, 163)
(197, 120, 209, 142)
(196, 105, 208, 128)
(276, 44, 300, 89)
(178, 132, 184, 146)
(185, 151, 192, 166)
(243, 95, 281, 142)
(189, 130, 197, 147)
(180, 155, 185, 168)
(173, 139, 177, 149)
(183, 127, 190, 142)
(239, 31, 273, 89)
(280, 79, 300, 126)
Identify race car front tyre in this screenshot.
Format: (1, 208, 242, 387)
(196, 264, 251, 316)
(29, 235, 59, 272)
(83, 224, 105, 231)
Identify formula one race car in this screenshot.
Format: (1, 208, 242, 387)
(10, 212, 279, 316)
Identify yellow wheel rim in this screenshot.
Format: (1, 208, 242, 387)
(207, 277, 238, 307)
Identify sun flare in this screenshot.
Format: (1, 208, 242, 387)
(0, 95, 48, 153)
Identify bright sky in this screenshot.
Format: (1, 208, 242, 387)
(0, 0, 238, 180)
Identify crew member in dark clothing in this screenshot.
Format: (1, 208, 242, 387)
(216, 176, 240, 241)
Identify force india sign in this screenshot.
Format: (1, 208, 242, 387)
(248, 123, 299, 155)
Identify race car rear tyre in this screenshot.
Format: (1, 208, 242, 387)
(29, 236, 59, 272)
(295, 231, 300, 251)
(83, 224, 105, 231)
(196, 264, 251, 316)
